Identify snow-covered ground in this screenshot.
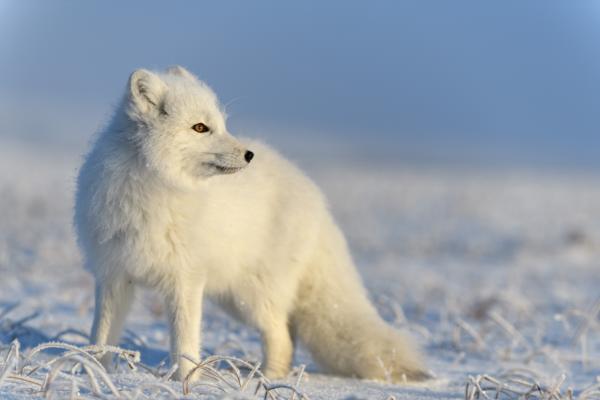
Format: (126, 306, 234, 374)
(0, 140, 599, 399)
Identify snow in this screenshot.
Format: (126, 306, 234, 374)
(0, 141, 599, 399)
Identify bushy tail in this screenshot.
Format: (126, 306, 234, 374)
(291, 226, 429, 382)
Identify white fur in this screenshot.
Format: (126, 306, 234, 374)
(74, 66, 428, 382)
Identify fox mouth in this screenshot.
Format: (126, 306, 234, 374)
(204, 162, 244, 174)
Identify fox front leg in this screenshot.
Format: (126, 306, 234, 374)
(164, 282, 204, 381)
(90, 276, 135, 369)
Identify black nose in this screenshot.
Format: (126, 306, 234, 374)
(244, 150, 254, 163)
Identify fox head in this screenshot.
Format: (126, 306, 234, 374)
(123, 66, 253, 189)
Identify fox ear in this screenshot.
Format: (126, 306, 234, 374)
(166, 65, 198, 81)
(129, 69, 167, 114)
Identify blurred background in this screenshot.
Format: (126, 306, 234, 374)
(1, 3, 600, 396)
(2, 0, 599, 170)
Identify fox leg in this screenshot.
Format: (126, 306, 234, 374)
(259, 314, 294, 379)
(90, 275, 135, 369)
(164, 282, 204, 381)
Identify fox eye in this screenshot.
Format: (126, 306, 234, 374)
(191, 123, 210, 133)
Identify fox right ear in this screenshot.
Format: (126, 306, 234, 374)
(129, 69, 167, 114)
(166, 65, 198, 81)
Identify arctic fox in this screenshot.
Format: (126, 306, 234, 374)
(74, 66, 428, 382)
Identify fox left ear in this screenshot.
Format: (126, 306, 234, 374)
(129, 69, 167, 115)
(166, 65, 198, 81)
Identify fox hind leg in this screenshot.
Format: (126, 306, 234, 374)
(259, 314, 294, 379)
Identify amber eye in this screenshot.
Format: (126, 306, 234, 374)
(191, 123, 210, 133)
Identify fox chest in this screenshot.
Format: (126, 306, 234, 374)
(115, 201, 261, 287)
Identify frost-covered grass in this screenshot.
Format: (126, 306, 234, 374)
(0, 141, 599, 399)
(0, 339, 312, 399)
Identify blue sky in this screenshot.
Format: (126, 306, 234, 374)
(1, 1, 599, 168)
